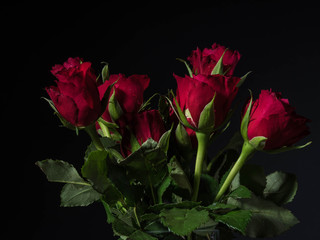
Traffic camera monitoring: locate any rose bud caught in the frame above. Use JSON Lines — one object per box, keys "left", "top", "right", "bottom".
{"left": 98, "top": 73, "right": 150, "bottom": 122}
{"left": 46, "top": 57, "right": 102, "bottom": 127}
{"left": 187, "top": 43, "right": 241, "bottom": 76}
{"left": 119, "top": 110, "right": 166, "bottom": 157}
{"left": 242, "top": 89, "right": 310, "bottom": 150}
{"left": 173, "top": 73, "right": 240, "bottom": 134}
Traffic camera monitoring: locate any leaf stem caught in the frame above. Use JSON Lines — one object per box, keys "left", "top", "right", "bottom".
{"left": 215, "top": 141, "right": 255, "bottom": 201}
{"left": 191, "top": 132, "right": 210, "bottom": 202}
{"left": 85, "top": 124, "right": 104, "bottom": 151}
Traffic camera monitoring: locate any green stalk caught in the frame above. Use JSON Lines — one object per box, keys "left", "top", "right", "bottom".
{"left": 85, "top": 124, "right": 104, "bottom": 151}
{"left": 214, "top": 141, "right": 255, "bottom": 201}
{"left": 191, "top": 132, "right": 210, "bottom": 202}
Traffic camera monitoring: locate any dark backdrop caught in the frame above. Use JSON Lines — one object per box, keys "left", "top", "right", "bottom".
{"left": 2, "top": 1, "right": 319, "bottom": 239}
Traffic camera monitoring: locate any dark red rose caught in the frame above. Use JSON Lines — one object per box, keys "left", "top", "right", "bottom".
{"left": 98, "top": 73, "right": 150, "bottom": 122}
{"left": 244, "top": 90, "right": 310, "bottom": 150}
{"left": 174, "top": 73, "right": 240, "bottom": 131}
{"left": 187, "top": 43, "right": 241, "bottom": 76}
{"left": 120, "top": 110, "right": 166, "bottom": 157}
{"left": 46, "top": 57, "right": 101, "bottom": 127}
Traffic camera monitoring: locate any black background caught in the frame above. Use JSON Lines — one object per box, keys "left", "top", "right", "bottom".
{"left": 2, "top": 1, "right": 320, "bottom": 239}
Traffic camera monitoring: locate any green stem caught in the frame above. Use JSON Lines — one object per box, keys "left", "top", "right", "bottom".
{"left": 133, "top": 206, "right": 141, "bottom": 228}
{"left": 85, "top": 124, "right": 104, "bottom": 151}
{"left": 191, "top": 132, "right": 210, "bottom": 202}
{"left": 214, "top": 141, "right": 256, "bottom": 201}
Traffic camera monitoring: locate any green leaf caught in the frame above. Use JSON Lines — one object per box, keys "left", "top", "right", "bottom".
{"left": 198, "top": 174, "right": 219, "bottom": 204}
{"left": 263, "top": 171, "right": 298, "bottom": 205}
{"left": 36, "top": 159, "right": 89, "bottom": 185}
{"left": 240, "top": 90, "right": 253, "bottom": 142}
{"left": 81, "top": 150, "right": 122, "bottom": 204}
{"left": 214, "top": 210, "right": 252, "bottom": 235}
{"left": 60, "top": 183, "right": 101, "bottom": 207}
{"left": 206, "top": 203, "right": 238, "bottom": 213}
{"left": 228, "top": 185, "right": 252, "bottom": 199}
{"left": 112, "top": 217, "right": 137, "bottom": 237}
{"left": 145, "top": 220, "right": 169, "bottom": 235}
{"left": 193, "top": 218, "right": 218, "bottom": 237}
{"left": 159, "top": 208, "right": 209, "bottom": 236}
{"left": 157, "top": 177, "right": 172, "bottom": 204}
{"left": 197, "top": 94, "right": 216, "bottom": 133}
{"left": 101, "top": 198, "right": 116, "bottom": 223}
{"left": 240, "top": 164, "right": 266, "bottom": 197}
{"left": 168, "top": 157, "right": 192, "bottom": 193}
{"left": 228, "top": 194, "right": 299, "bottom": 238}
{"left": 158, "top": 127, "right": 172, "bottom": 155}
{"left": 119, "top": 139, "right": 168, "bottom": 186}
{"left": 211, "top": 49, "right": 228, "bottom": 75}
{"left": 129, "top": 230, "right": 158, "bottom": 240}
{"left": 149, "top": 201, "right": 201, "bottom": 213}
{"left": 176, "top": 58, "right": 193, "bottom": 77}
{"left": 81, "top": 150, "right": 109, "bottom": 193}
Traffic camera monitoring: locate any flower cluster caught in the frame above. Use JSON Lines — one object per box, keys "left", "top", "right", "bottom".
{"left": 39, "top": 43, "right": 311, "bottom": 240}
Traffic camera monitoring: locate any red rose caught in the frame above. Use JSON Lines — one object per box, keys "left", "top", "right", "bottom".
{"left": 98, "top": 73, "right": 150, "bottom": 122}
{"left": 46, "top": 57, "right": 102, "bottom": 127}
{"left": 174, "top": 73, "right": 240, "bottom": 131}
{"left": 244, "top": 90, "right": 310, "bottom": 150}
{"left": 187, "top": 43, "right": 241, "bottom": 76}
{"left": 119, "top": 110, "right": 166, "bottom": 157}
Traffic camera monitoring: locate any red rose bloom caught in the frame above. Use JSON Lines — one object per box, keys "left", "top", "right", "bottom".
{"left": 98, "top": 73, "right": 150, "bottom": 122}
{"left": 244, "top": 90, "right": 310, "bottom": 150}
{"left": 46, "top": 57, "right": 102, "bottom": 127}
{"left": 187, "top": 43, "right": 241, "bottom": 76}
{"left": 120, "top": 110, "right": 166, "bottom": 157}
{"left": 174, "top": 73, "right": 240, "bottom": 130}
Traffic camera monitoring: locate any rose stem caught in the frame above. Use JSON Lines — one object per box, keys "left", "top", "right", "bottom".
{"left": 214, "top": 141, "right": 255, "bottom": 201}
{"left": 85, "top": 124, "right": 104, "bottom": 151}
{"left": 191, "top": 132, "right": 210, "bottom": 202}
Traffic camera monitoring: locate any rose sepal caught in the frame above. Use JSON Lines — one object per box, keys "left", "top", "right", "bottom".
{"left": 237, "top": 71, "right": 252, "bottom": 88}
{"left": 197, "top": 94, "right": 216, "bottom": 133}
{"left": 240, "top": 90, "right": 253, "bottom": 142}
{"left": 42, "top": 97, "right": 82, "bottom": 134}
{"left": 211, "top": 48, "right": 228, "bottom": 75}
{"left": 101, "top": 62, "right": 110, "bottom": 83}
{"left": 164, "top": 92, "right": 196, "bottom": 131}
{"left": 176, "top": 58, "right": 193, "bottom": 78}
{"left": 264, "top": 141, "right": 312, "bottom": 154}
{"left": 108, "top": 89, "right": 124, "bottom": 122}
{"left": 248, "top": 136, "right": 268, "bottom": 151}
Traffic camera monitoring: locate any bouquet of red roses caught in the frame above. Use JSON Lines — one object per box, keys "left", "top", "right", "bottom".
{"left": 37, "top": 43, "right": 311, "bottom": 240}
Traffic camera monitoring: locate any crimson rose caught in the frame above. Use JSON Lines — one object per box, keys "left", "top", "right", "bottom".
{"left": 174, "top": 73, "right": 240, "bottom": 131}
{"left": 46, "top": 57, "right": 102, "bottom": 127}
{"left": 244, "top": 90, "right": 310, "bottom": 150}
{"left": 98, "top": 73, "right": 150, "bottom": 122}
{"left": 119, "top": 110, "right": 166, "bottom": 157}
{"left": 187, "top": 43, "right": 241, "bottom": 76}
